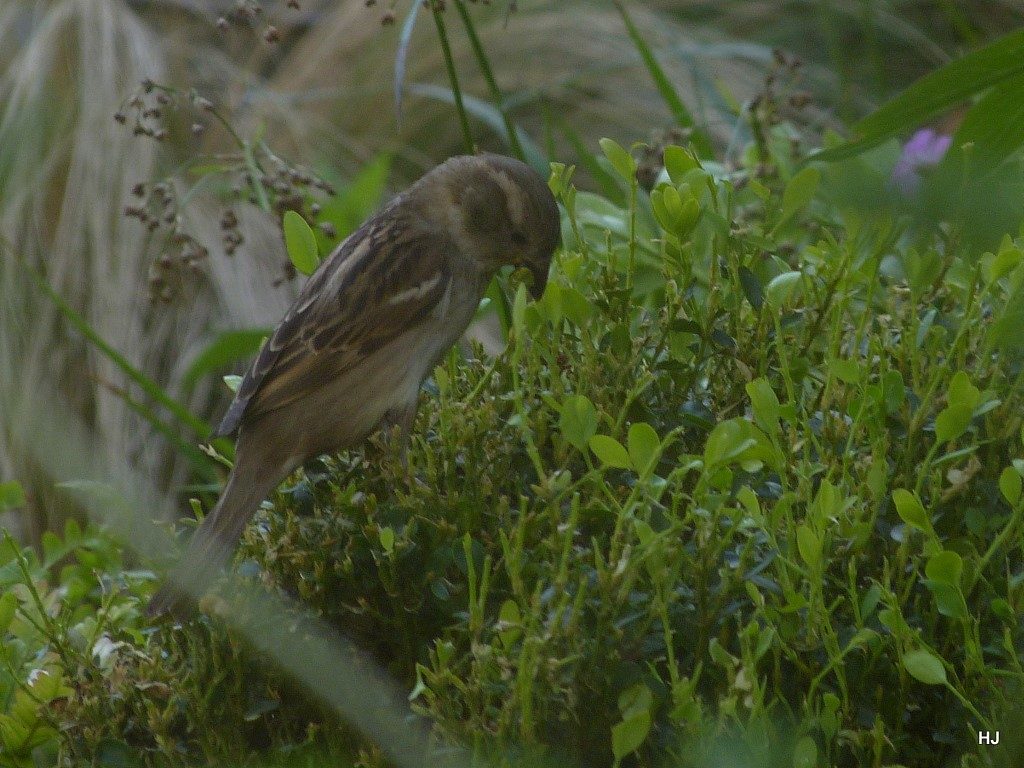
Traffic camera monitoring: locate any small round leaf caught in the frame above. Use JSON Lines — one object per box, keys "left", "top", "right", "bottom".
{"left": 903, "top": 649, "right": 947, "bottom": 685}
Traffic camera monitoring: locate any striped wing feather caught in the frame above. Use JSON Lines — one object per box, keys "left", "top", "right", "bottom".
{"left": 214, "top": 208, "right": 452, "bottom": 437}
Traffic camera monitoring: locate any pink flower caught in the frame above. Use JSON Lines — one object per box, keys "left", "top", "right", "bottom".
{"left": 891, "top": 128, "right": 952, "bottom": 195}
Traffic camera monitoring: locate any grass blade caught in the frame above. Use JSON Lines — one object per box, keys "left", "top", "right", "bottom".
{"left": 109, "top": 383, "right": 220, "bottom": 484}
{"left": 393, "top": 0, "right": 422, "bottom": 126}
{"left": 429, "top": 2, "right": 475, "bottom": 154}
{"left": 949, "top": 70, "right": 1024, "bottom": 174}
{"left": 812, "top": 27, "right": 1024, "bottom": 163}
{"left": 556, "top": 117, "right": 625, "bottom": 206}
{"left": 451, "top": 0, "right": 526, "bottom": 161}
{"left": 407, "top": 83, "right": 546, "bottom": 172}
{"left": 183, "top": 329, "right": 270, "bottom": 389}
{"left": 21, "top": 259, "right": 212, "bottom": 441}
{"left": 613, "top": 0, "right": 713, "bottom": 157}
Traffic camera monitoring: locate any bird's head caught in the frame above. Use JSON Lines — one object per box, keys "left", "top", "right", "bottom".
{"left": 441, "top": 153, "right": 561, "bottom": 299}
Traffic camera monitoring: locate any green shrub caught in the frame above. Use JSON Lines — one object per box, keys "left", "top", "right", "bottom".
{"left": 4, "top": 134, "right": 1024, "bottom": 767}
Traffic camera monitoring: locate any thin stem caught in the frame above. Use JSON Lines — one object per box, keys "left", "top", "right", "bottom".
{"left": 973, "top": 497, "right": 1024, "bottom": 589}
{"left": 430, "top": 2, "right": 474, "bottom": 154}
{"left": 452, "top": 0, "right": 525, "bottom": 160}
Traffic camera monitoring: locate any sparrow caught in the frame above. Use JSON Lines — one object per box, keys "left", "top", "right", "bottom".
{"left": 147, "top": 154, "right": 560, "bottom": 617}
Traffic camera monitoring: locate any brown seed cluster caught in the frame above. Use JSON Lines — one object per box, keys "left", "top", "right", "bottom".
{"left": 117, "top": 78, "right": 339, "bottom": 296}
{"left": 124, "top": 182, "right": 210, "bottom": 303}
{"left": 220, "top": 209, "right": 244, "bottom": 257}
{"left": 636, "top": 127, "right": 693, "bottom": 190}
{"left": 747, "top": 48, "right": 816, "bottom": 169}
{"left": 215, "top": 0, "right": 301, "bottom": 43}
{"left": 231, "top": 151, "right": 339, "bottom": 285}
{"left": 114, "top": 79, "right": 173, "bottom": 141}
{"left": 370, "top": 0, "right": 499, "bottom": 27}
{"left": 114, "top": 82, "right": 216, "bottom": 143}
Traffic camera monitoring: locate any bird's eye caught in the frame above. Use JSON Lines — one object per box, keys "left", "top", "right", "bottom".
{"left": 510, "top": 231, "right": 528, "bottom": 246}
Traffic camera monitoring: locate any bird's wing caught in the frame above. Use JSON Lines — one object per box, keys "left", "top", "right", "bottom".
{"left": 213, "top": 209, "right": 453, "bottom": 437}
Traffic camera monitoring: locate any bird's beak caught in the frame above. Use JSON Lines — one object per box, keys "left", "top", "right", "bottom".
{"left": 529, "top": 263, "right": 549, "bottom": 300}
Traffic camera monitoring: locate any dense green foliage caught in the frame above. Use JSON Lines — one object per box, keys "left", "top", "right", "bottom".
{"left": 4, "top": 123, "right": 1024, "bottom": 766}
{"left": 6, "top": 4, "right": 1024, "bottom": 767}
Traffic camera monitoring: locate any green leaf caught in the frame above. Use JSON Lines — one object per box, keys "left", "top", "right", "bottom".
{"left": 702, "top": 418, "right": 779, "bottom": 473}
{"left": 283, "top": 210, "right": 320, "bottom": 276}
{"left": 589, "top": 435, "right": 632, "bottom": 469}
{"left": 41, "top": 531, "right": 67, "bottom": 568}
{"left": 497, "top": 599, "right": 522, "bottom": 648}
{"left": 926, "top": 581, "right": 969, "bottom": 619}
{"left": 848, "top": 628, "right": 879, "bottom": 648}
{"left": 935, "top": 402, "right": 973, "bottom": 443}
{"left": 0, "top": 481, "right": 26, "bottom": 511}
{"left": 947, "top": 371, "right": 981, "bottom": 410}
{"left": 312, "top": 154, "right": 392, "bottom": 252}
{"left": 28, "top": 669, "right": 72, "bottom": 703}
{"left": 903, "top": 649, "right": 947, "bottom": 685}
{"left": 892, "top": 489, "right": 931, "bottom": 531}
{"left": 574, "top": 191, "right": 636, "bottom": 238}
{"left": 949, "top": 70, "right": 1024, "bottom": 175}
{"left": 811, "top": 28, "right": 1024, "bottom": 162}
{"left": 618, "top": 682, "right": 653, "bottom": 718}
{"left": 651, "top": 184, "right": 701, "bottom": 240}
{"left": 484, "top": 276, "right": 513, "bottom": 338}
{"left": 736, "top": 486, "right": 762, "bottom": 520}
{"left": 708, "top": 638, "right": 736, "bottom": 667}
{"left": 925, "top": 550, "right": 963, "bottom": 585}
{"left": 792, "top": 736, "right": 818, "bottom": 768}
{"left": 612, "top": 711, "right": 651, "bottom": 763}
{"left": 878, "top": 608, "right": 906, "bottom": 634}
{"left": 985, "top": 240, "right": 1023, "bottom": 284}
{"left": 0, "top": 592, "right": 17, "bottom": 633}
{"left": 795, "top": 524, "right": 820, "bottom": 569}
{"left": 746, "top": 378, "right": 781, "bottom": 431}
{"left": 559, "top": 286, "right": 595, "bottom": 327}
{"left": 599, "top": 137, "right": 636, "bottom": 181}
{"left": 183, "top": 329, "right": 270, "bottom": 388}
{"left": 511, "top": 283, "right": 530, "bottom": 339}
{"left": 774, "top": 166, "right": 820, "bottom": 232}
{"left": 991, "top": 597, "right": 1015, "bottom": 622}
{"left": 860, "top": 583, "right": 883, "bottom": 619}
{"left": 559, "top": 395, "right": 599, "bottom": 452}
{"left": 882, "top": 370, "right": 906, "bottom": 414}
{"left": 612, "top": 684, "right": 653, "bottom": 761}
{"left": 663, "top": 145, "right": 700, "bottom": 184}
{"left": 738, "top": 265, "right": 763, "bottom": 309}
{"left": 627, "top": 422, "right": 661, "bottom": 475}
{"left": 1000, "top": 465, "right": 1023, "bottom": 506}
{"left": 0, "top": 713, "right": 31, "bottom": 751}
{"left": 704, "top": 420, "right": 753, "bottom": 469}
{"left": 811, "top": 479, "right": 844, "bottom": 520}
{"left": 829, "top": 358, "right": 862, "bottom": 385}
{"left": 378, "top": 526, "right": 395, "bottom": 554}
{"left": 820, "top": 694, "right": 841, "bottom": 740}
{"left": 764, "top": 271, "right": 802, "bottom": 309}
{"left": 990, "top": 272, "right": 1024, "bottom": 350}
{"left": 633, "top": 519, "right": 656, "bottom": 548}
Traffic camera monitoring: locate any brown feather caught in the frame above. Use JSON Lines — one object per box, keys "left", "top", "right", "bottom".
{"left": 214, "top": 204, "right": 452, "bottom": 437}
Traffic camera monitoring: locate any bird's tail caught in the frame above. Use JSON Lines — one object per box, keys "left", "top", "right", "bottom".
{"left": 146, "top": 450, "right": 286, "bottom": 618}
